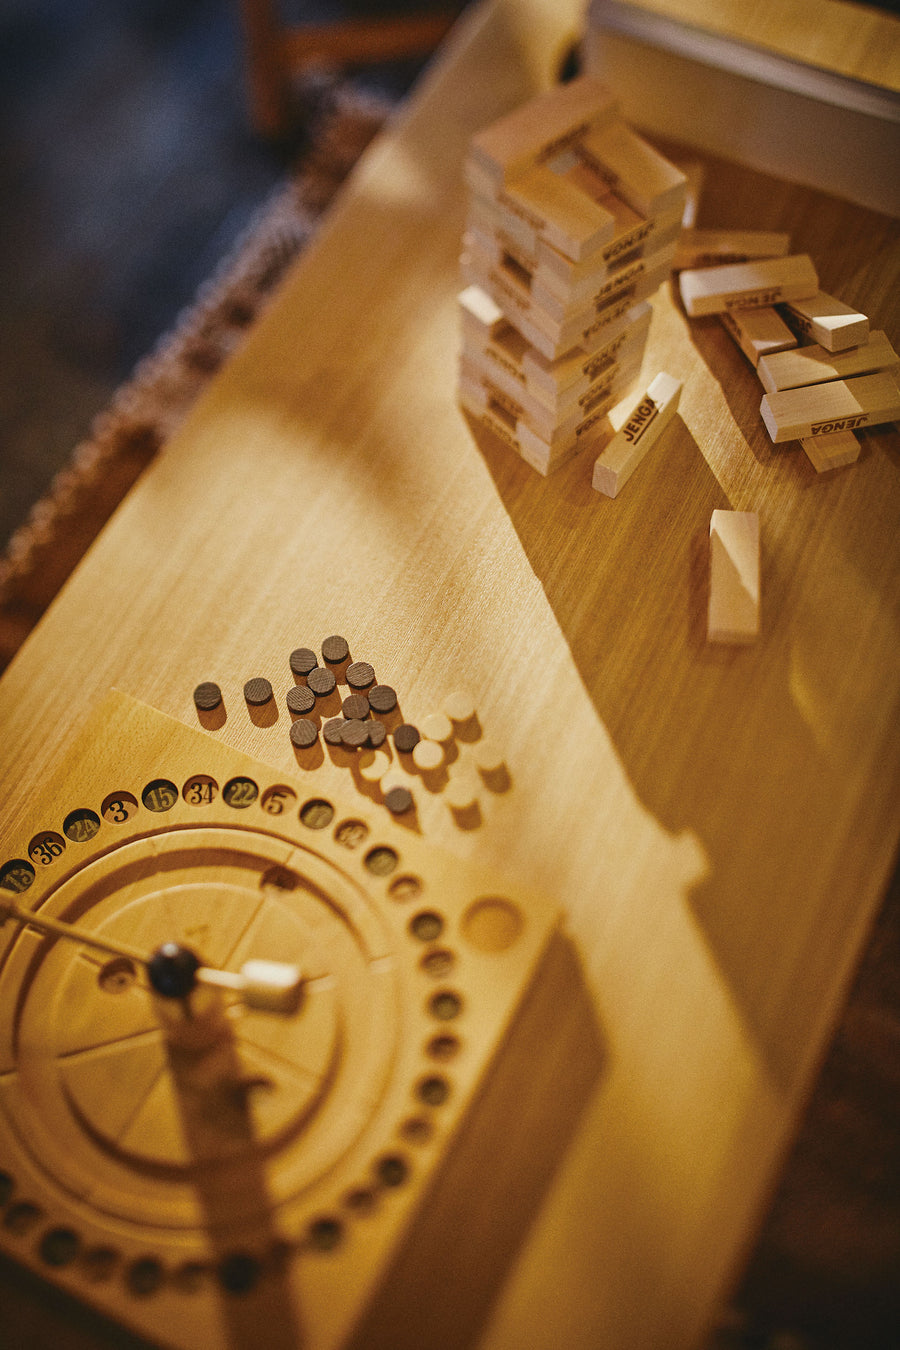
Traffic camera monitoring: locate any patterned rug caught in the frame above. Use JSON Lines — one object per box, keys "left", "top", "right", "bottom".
{"left": 0, "top": 76, "right": 391, "bottom": 671}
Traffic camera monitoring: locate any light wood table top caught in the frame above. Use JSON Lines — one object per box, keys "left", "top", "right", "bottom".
{"left": 0, "top": 0, "right": 898, "bottom": 1346}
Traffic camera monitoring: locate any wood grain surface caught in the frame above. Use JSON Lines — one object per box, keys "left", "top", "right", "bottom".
{"left": 1, "top": 1, "right": 899, "bottom": 1347}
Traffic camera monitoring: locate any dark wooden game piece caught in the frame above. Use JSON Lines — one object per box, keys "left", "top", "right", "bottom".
{"left": 193, "top": 682, "right": 222, "bottom": 711}
{"left": 342, "top": 694, "right": 370, "bottom": 721}
{"left": 393, "top": 723, "right": 421, "bottom": 753}
{"left": 308, "top": 667, "right": 337, "bottom": 697}
{"left": 346, "top": 661, "right": 375, "bottom": 689}
{"left": 289, "top": 719, "right": 319, "bottom": 749}
{"left": 322, "top": 718, "right": 345, "bottom": 746}
{"left": 243, "top": 677, "right": 273, "bottom": 706}
{"left": 289, "top": 647, "right": 318, "bottom": 677}
{"left": 368, "top": 684, "right": 397, "bottom": 714}
{"left": 368, "top": 720, "right": 387, "bottom": 748}
{"left": 321, "top": 635, "right": 349, "bottom": 664}
{"left": 340, "top": 719, "right": 371, "bottom": 748}
{"left": 287, "top": 685, "right": 316, "bottom": 715}
{"left": 385, "top": 786, "right": 414, "bottom": 815}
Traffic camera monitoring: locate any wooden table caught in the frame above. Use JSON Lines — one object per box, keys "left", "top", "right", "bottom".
{"left": 1, "top": 1, "right": 898, "bottom": 1346}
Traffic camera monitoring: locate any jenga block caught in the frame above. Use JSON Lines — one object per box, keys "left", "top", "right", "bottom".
{"left": 759, "top": 370, "right": 900, "bottom": 443}
{"left": 535, "top": 201, "right": 684, "bottom": 289}
{"left": 757, "top": 330, "right": 899, "bottom": 394}
{"left": 800, "top": 430, "right": 861, "bottom": 472}
{"left": 577, "top": 120, "right": 687, "bottom": 218}
{"left": 591, "top": 371, "right": 682, "bottom": 497}
{"left": 719, "top": 308, "right": 798, "bottom": 368}
{"left": 503, "top": 162, "right": 618, "bottom": 262}
{"left": 679, "top": 159, "right": 705, "bottom": 227}
{"left": 708, "top": 510, "right": 760, "bottom": 645}
{"left": 673, "top": 229, "right": 791, "bottom": 271}
{"left": 678, "top": 254, "right": 818, "bottom": 317}
{"left": 466, "top": 192, "right": 540, "bottom": 262}
{"left": 458, "top": 283, "right": 505, "bottom": 336}
{"left": 468, "top": 74, "right": 619, "bottom": 189}
{"left": 532, "top": 237, "right": 679, "bottom": 324}
{"left": 779, "top": 290, "right": 870, "bottom": 351}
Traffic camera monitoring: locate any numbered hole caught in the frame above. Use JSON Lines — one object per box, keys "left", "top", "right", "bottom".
{"left": 141, "top": 780, "right": 179, "bottom": 814}
{"left": 421, "top": 949, "right": 456, "bottom": 979}
{"left": 101, "top": 792, "right": 138, "bottom": 824}
{"left": 27, "top": 832, "right": 66, "bottom": 868}
{"left": 388, "top": 874, "right": 423, "bottom": 903}
{"left": 428, "top": 990, "right": 462, "bottom": 1022}
{"left": 222, "top": 777, "right": 258, "bottom": 809}
{"left": 399, "top": 1116, "right": 434, "bottom": 1145}
{"left": 461, "top": 897, "right": 524, "bottom": 952}
{"left": 300, "top": 798, "right": 334, "bottom": 830}
{"left": 0, "top": 859, "right": 35, "bottom": 894}
{"left": 426, "top": 1032, "right": 460, "bottom": 1061}
{"left": 62, "top": 808, "right": 101, "bottom": 843}
{"left": 375, "top": 1154, "right": 409, "bottom": 1189}
{"left": 343, "top": 1188, "right": 377, "bottom": 1215}
{"left": 261, "top": 785, "right": 297, "bottom": 816}
{"left": 127, "top": 1256, "right": 165, "bottom": 1297}
{"left": 307, "top": 1217, "right": 343, "bottom": 1252}
{"left": 217, "top": 1252, "right": 260, "bottom": 1294}
{"left": 182, "top": 775, "right": 219, "bottom": 807}
{"left": 39, "top": 1227, "right": 80, "bottom": 1268}
{"left": 416, "top": 1075, "right": 451, "bottom": 1107}
{"left": 334, "top": 819, "right": 369, "bottom": 850}
{"left": 409, "top": 911, "right": 444, "bottom": 943}
{"left": 364, "top": 846, "right": 399, "bottom": 878}
{"left": 98, "top": 957, "right": 138, "bottom": 994}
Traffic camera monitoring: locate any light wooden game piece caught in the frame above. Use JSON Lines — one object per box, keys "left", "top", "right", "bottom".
{"left": 719, "top": 307, "right": 798, "bottom": 368}
{"left": 458, "top": 282, "right": 505, "bottom": 336}
{"left": 468, "top": 73, "right": 619, "bottom": 188}
{"left": 577, "top": 119, "right": 688, "bottom": 218}
{"left": 678, "top": 159, "right": 705, "bottom": 227}
{"left": 473, "top": 740, "right": 506, "bottom": 775}
{"left": 442, "top": 691, "right": 476, "bottom": 723}
{"left": 502, "top": 162, "right": 618, "bottom": 262}
{"left": 521, "top": 302, "right": 652, "bottom": 404}
{"left": 420, "top": 711, "right": 453, "bottom": 743}
{"left": 358, "top": 749, "right": 392, "bottom": 783}
{"left": 678, "top": 254, "right": 818, "bottom": 317}
{"left": 412, "top": 737, "right": 444, "bottom": 771}
{"left": 780, "top": 290, "right": 870, "bottom": 351}
{"left": 444, "top": 774, "right": 480, "bottom": 811}
{"left": 757, "top": 330, "right": 899, "bottom": 394}
{"left": 760, "top": 370, "right": 900, "bottom": 443}
{"left": 707, "top": 510, "right": 760, "bottom": 645}
{"left": 591, "top": 372, "right": 682, "bottom": 497}
{"left": 800, "top": 430, "right": 861, "bottom": 472}
{"left": 673, "top": 229, "right": 791, "bottom": 271}
{"left": 534, "top": 201, "right": 683, "bottom": 290}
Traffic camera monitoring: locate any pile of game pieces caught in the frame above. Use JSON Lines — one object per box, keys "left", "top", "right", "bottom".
{"left": 677, "top": 250, "right": 900, "bottom": 471}
{"left": 457, "top": 74, "right": 687, "bottom": 475}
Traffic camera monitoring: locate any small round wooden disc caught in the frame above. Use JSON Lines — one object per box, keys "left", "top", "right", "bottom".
{"left": 244, "top": 677, "right": 273, "bottom": 706}
{"left": 444, "top": 775, "right": 478, "bottom": 810}
{"left": 340, "top": 719, "right": 370, "bottom": 748}
{"left": 286, "top": 685, "right": 316, "bottom": 715}
{"left": 442, "top": 690, "right": 476, "bottom": 722}
{"left": 193, "top": 682, "right": 222, "bottom": 711}
{"left": 368, "top": 720, "right": 387, "bottom": 748}
{"left": 322, "top": 718, "right": 345, "bottom": 746}
{"left": 421, "top": 712, "right": 452, "bottom": 743}
{"left": 289, "top": 647, "right": 318, "bottom": 677}
{"left": 289, "top": 718, "right": 318, "bottom": 749}
{"left": 359, "top": 750, "right": 391, "bottom": 783}
{"left": 474, "top": 739, "right": 504, "bottom": 773}
{"left": 368, "top": 684, "right": 397, "bottom": 714}
{"left": 346, "top": 661, "right": 375, "bottom": 690}
{"left": 412, "top": 739, "right": 444, "bottom": 771}
{"left": 385, "top": 786, "right": 414, "bottom": 815}
{"left": 308, "top": 667, "right": 337, "bottom": 697}
{"left": 321, "top": 635, "right": 349, "bottom": 664}
{"left": 393, "top": 723, "right": 420, "bottom": 753}
{"left": 342, "top": 694, "right": 369, "bottom": 721}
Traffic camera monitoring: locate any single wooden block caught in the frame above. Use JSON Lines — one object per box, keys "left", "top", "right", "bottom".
{"left": 468, "top": 73, "right": 619, "bottom": 188}
{"left": 757, "top": 330, "right": 899, "bottom": 394}
{"left": 678, "top": 254, "right": 819, "bottom": 317}
{"left": 673, "top": 229, "right": 791, "bottom": 271}
{"left": 532, "top": 236, "right": 679, "bottom": 324}
{"left": 502, "top": 161, "right": 618, "bottom": 262}
{"left": 760, "top": 370, "right": 900, "bottom": 443}
{"left": 535, "top": 206, "right": 683, "bottom": 301}
{"left": 779, "top": 290, "right": 870, "bottom": 351}
{"left": 719, "top": 307, "right": 798, "bottom": 368}
{"left": 591, "top": 371, "right": 682, "bottom": 498}
{"left": 458, "top": 282, "right": 505, "bottom": 335}
{"left": 577, "top": 120, "right": 688, "bottom": 219}
{"left": 800, "top": 429, "right": 861, "bottom": 472}
{"left": 707, "top": 510, "right": 760, "bottom": 645}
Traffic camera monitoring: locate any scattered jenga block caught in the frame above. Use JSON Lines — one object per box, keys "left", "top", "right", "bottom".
{"left": 468, "top": 74, "right": 619, "bottom": 189}
{"left": 757, "top": 330, "right": 899, "bottom": 394}
{"left": 719, "top": 308, "right": 798, "bottom": 368}
{"left": 591, "top": 371, "right": 682, "bottom": 497}
{"left": 759, "top": 370, "right": 900, "bottom": 443}
{"left": 678, "top": 254, "right": 818, "bottom": 317}
{"left": 577, "top": 120, "right": 688, "bottom": 219}
{"left": 708, "top": 510, "right": 760, "bottom": 645}
{"left": 779, "top": 290, "right": 870, "bottom": 351}
{"left": 678, "top": 160, "right": 705, "bottom": 228}
{"left": 800, "top": 430, "right": 861, "bottom": 472}
{"left": 673, "top": 229, "right": 791, "bottom": 271}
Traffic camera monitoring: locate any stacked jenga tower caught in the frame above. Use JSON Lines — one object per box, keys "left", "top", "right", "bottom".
{"left": 457, "top": 74, "right": 687, "bottom": 475}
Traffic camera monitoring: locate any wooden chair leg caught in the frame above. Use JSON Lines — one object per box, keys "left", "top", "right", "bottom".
{"left": 237, "top": 0, "right": 294, "bottom": 138}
